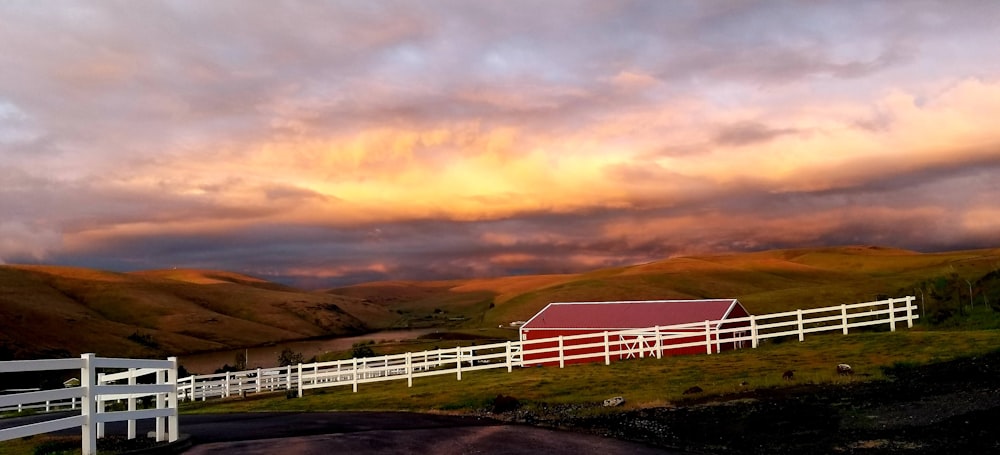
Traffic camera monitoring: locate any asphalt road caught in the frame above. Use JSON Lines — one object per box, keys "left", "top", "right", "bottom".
{"left": 3, "top": 411, "right": 679, "bottom": 454}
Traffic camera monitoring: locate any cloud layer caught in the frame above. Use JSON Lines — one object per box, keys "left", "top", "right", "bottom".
{"left": 2, "top": 1, "right": 999, "bottom": 286}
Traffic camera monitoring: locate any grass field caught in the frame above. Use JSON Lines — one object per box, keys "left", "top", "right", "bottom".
{"left": 7, "top": 326, "right": 999, "bottom": 455}
{"left": 181, "top": 322, "right": 1000, "bottom": 415}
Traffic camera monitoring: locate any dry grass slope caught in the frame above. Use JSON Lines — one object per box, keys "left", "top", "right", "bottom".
{"left": 330, "top": 245, "right": 1000, "bottom": 326}
{"left": 4, "top": 245, "right": 999, "bottom": 360}
{"left": 0, "top": 266, "right": 393, "bottom": 359}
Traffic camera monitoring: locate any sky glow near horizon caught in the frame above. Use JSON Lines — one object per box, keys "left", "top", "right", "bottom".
{"left": 1, "top": 1, "right": 999, "bottom": 287}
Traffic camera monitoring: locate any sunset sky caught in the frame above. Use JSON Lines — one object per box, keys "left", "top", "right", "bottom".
{"left": 2, "top": 1, "right": 999, "bottom": 287}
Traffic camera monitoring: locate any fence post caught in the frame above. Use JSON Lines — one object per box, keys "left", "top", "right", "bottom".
{"left": 80, "top": 353, "right": 96, "bottom": 455}
{"left": 750, "top": 315, "right": 758, "bottom": 348}
{"left": 603, "top": 332, "right": 611, "bottom": 365}
{"left": 297, "top": 363, "right": 303, "bottom": 398}
{"left": 704, "top": 320, "right": 712, "bottom": 355}
{"left": 406, "top": 352, "right": 413, "bottom": 386}
{"left": 888, "top": 299, "right": 896, "bottom": 332}
{"left": 841, "top": 304, "right": 849, "bottom": 335}
{"left": 96, "top": 372, "right": 105, "bottom": 439}
{"left": 127, "top": 368, "right": 136, "bottom": 439}
{"left": 456, "top": 346, "right": 463, "bottom": 380}
{"left": 256, "top": 368, "right": 261, "bottom": 394}
{"left": 638, "top": 335, "right": 645, "bottom": 359}
{"left": 224, "top": 371, "right": 230, "bottom": 397}
{"left": 167, "top": 357, "right": 178, "bottom": 442}
{"left": 797, "top": 309, "right": 804, "bottom": 342}
{"left": 352, "top": 358, "right": 358, "bottom": 392}
{"left": 654, "top": 326, "right": 662, "bottom": 359}
{"left": 558, "top": 336, "right": 565, "bottom": 368}
{"left": 155, "top": 368, "right": 166, "bottom": 442}
{"left": 906, "top": 296, "right": 914, "bottom": 328}
{"left": 505, "top": 342, "right": 513, "bottom": 373}
{"left": 286, "top": 365, "right": 292, "bottom": 391}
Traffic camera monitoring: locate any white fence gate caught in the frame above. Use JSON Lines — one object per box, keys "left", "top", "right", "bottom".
{"left": 0, "top": 354, "right": 178, "bottom": 455}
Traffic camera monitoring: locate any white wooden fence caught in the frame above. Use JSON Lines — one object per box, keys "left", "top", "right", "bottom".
{"left": 0, "top": 354, "right": 178, "bottom": 455}
{"left": 174, "top": 297, "right": 917, "bottom": 401}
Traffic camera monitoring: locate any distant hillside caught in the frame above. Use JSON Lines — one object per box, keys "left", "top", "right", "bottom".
{"left": 0, "top": 266, "right": 395, "bottom": 360}
{"left": 327, "top": 245, "right": 1000, "bottom": 328}
{"left": 4, "top": 245, "right": 999, "bottom": 360}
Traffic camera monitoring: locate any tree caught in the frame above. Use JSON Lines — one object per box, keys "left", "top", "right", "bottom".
{"left": 927, "top": 273, "right": 966, "bottom": 325}
{"left": 351, "top": 341, "right": 376, "bottom": 358}
{"left": 277, "top": 348, "right": 304, "bottom": 367}
{"left": 234, "top": 351, "right": 247, "bottom": 371}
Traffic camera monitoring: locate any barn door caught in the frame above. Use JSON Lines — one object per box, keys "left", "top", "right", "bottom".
{"left": 619, "top": 334, "right": 656, "bottom": 359}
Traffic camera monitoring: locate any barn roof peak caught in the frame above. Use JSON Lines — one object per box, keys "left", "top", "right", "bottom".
{"left": 520, "top": 298, "right": 747, "bottom": 331}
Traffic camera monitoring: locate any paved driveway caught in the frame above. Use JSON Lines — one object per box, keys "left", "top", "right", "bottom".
{"left": 3, "top": 411, "right": 680, "bottom": 454}
{"left": 180, "top": 412, "right": 676, "bottom": 454}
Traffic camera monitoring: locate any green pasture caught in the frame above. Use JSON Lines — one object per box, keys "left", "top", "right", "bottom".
{"left": 182, "top": 328, "right": 1000, "bottom": 415}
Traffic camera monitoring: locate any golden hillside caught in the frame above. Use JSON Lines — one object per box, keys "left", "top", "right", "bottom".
{"left": 328, "top": 245, "right": 1000, "bottom": 327}
{"left": 4, "top": 245, "right": 999, "bottom": 360}
{"left": 0, "top": 266, "right": 393, "bottom": 359}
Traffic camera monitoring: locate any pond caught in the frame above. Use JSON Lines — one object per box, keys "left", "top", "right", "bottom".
{"left": 177, "top": 329, "right": 438, "bottom": 374}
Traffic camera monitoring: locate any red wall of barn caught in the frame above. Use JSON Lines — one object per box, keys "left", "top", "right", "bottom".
{"left": 520, "top": 304, "right": 753, "bottom": 367}
{"left": 521, "top": 329, "right": 730, "bottom": 367}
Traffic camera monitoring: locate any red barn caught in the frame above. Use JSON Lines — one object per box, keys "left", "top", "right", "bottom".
{"left": 518, "top": 299, "right": 751, "bottom": 367}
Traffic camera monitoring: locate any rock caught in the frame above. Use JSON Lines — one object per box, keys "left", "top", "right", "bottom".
{"left": 603, "top": 396, "right": 625, "bottom": 407}
{"left": 682, "top": 386, "right": 703, "bottom": 394}
{"left": 782, "top": 370, "right": 795, "bottom": 380}
{"left": 491, "top": 394, "right": 521, "bottom": 413}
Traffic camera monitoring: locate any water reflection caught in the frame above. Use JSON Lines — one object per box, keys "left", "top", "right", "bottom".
{"left": 177, "top": 329, "right": 437, "bottom": 374}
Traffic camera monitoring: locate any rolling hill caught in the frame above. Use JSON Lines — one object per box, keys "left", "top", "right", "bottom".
{"left": 326, "top": 245, "right": 1000, "bottom": 328}
{"left": 3, "top": 245, "right": 999, "bottom": 360}
{"left": 0, "top": 266, "right": 394, "bottom": 360}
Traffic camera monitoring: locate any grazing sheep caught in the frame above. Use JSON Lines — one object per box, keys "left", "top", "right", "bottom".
{"left": 837, "top": 364, "right": 854, "bottom": 376}
{"left": 782, "top": 369, "right": 794, "bottom": 380}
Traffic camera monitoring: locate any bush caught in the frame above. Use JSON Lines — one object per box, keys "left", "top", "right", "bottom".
{"left": 277, "top": 348, "right": 305, "bottom": 367}
{"left": 126, "top": 331, "right": 158, "bottom": 349}
{"left": 490, "top": 394, "right": 521, "bottom": 413}
{"left": 351, "top": 342, "right": 376, "bottom": 358}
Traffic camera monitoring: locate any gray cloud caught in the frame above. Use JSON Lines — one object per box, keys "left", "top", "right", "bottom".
{"left": 2, "top": 1, "right": 1000, "bottom": 285}
{"left": 713, "top": 121, "right": 799, "bottom": 147}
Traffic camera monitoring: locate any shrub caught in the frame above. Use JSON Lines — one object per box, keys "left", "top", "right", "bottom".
{"left": 351, "top": 342, "right": 376, "bottom": 358}
{"left": 126, "top": 331, "right": 158, "bottom": 349}
{"left": 490, "top": 394, "right": 521, "bottom": 413}
{"left": 277, "top": 348, "right": 305, "bottom": 367}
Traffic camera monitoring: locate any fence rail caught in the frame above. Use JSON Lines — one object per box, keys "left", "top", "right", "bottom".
{"left": 171, "top": 297, "right": 917, "bottom": 401}
{"left": 0, "top": 354, "right": 178, "bottom": 455}
{"left": 2, "top": 297, "right": 916, "bottom": 452}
